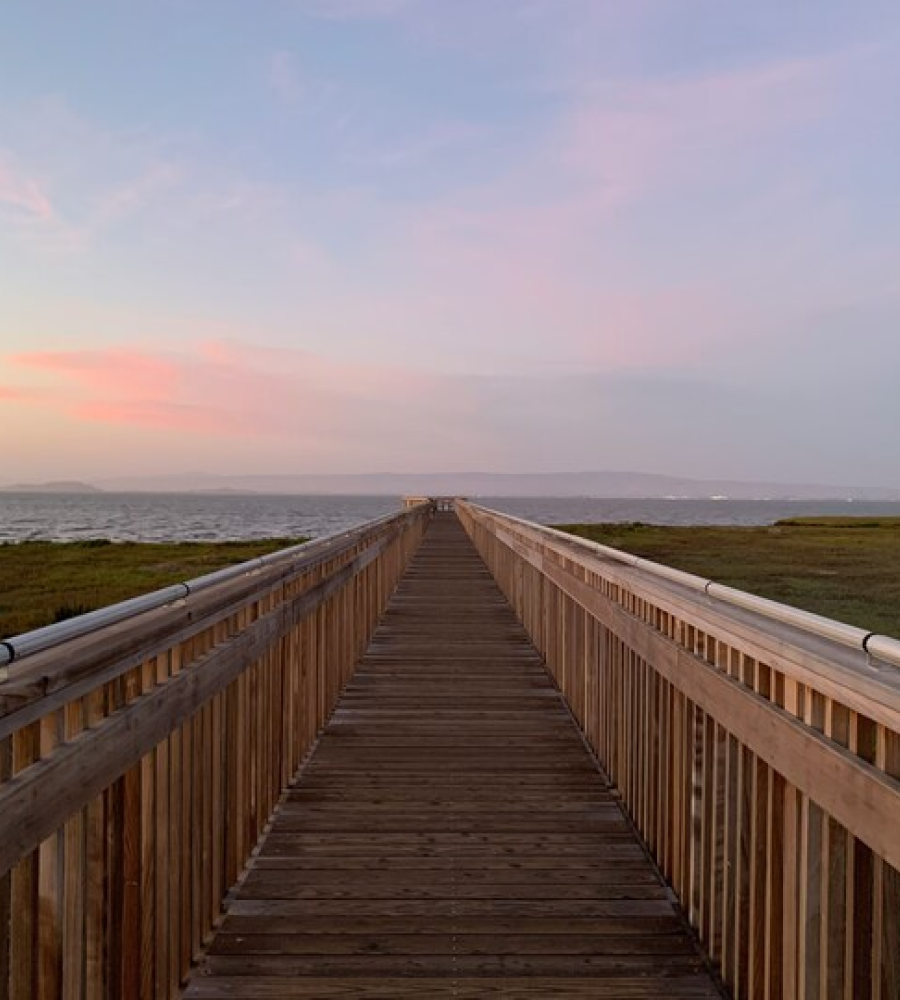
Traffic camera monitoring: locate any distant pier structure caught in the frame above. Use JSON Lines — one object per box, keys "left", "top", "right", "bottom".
{"left": 403, "top": 494, "right": 459, "bottom": 511}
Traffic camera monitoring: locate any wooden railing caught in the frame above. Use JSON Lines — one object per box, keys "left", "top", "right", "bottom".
{"left": 457, "top": 500, "right": 900, "bottom": 1000}
{"left": 0, "top": 504, "right": 430, "bottom": 1000}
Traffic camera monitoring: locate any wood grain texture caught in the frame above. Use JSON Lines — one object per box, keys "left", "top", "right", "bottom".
{"left": 185, "top": 514, "right": 722, "bottom": 998}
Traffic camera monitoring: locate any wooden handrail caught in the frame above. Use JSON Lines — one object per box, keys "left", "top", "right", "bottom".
{"left": 0, "top": 510, "right": 423, "bottom": 733}
{"left": 468, "top": 503, "right": 900, "bottom": 669}
{"left": 457, "top": 500, "right": 900, "bottom": 1000}
{"left": 0, "top": 504, "right": 431, "bottom": 999}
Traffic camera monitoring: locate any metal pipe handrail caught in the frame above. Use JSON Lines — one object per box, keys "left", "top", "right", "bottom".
{"left": 0, "top": 504, "right": 430, "bottom": 671}
{"left": 462, "top": 501, "right": 900, "bottom": 670}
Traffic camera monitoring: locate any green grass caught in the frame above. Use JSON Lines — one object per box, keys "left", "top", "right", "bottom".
{"left": 554, "top": 517, "right": 900, "bottom": 638}
{"left": 0, "top": 538, "right": 304, "bottom": 638}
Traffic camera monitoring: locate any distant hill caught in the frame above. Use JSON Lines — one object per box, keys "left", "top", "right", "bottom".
{"left": 0, "top": 480, "right": 104, "bottom": 494}
{"left": 92, "top": 471, "right": 900, "bottom": 501}
{"left": 6, "top": 471, "right": 899, "bottom": 500}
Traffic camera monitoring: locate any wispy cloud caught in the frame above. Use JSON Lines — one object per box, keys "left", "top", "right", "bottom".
{"left": 0, "top": 385, "right": 37, "bottom": 402}
{"left": 0, "top": 340, "right": 691, "bottom": 472}
{"left": 369, "top": 121, "right": 491, "bottom": 167}
{"left": 336, "top": 46, "right": 863, "bottom": 373}
{"left": 293, "top": 0, "right": 415, "bottom": 21}
{"left": 269, "top": 50, "right": 304, "bottom": 105}
{"left": 0, "top": 153, "right": 55, "bottom": 221}
{"left": 7, "top": 342, "right": 445, "bottom": 441}
{"left": 14, "top": 348, "right": 180, "bottom": 396}
{"left": 551, "top": 52, "right": 846, "bottom": 203}
{"left": 91, "top": 162, "right": 184, "bottom": 226}
{"left": 0, "top": 99, "right": 292, "bottom": 259}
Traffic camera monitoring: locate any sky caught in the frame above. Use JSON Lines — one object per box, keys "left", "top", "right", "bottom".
{"left": 2, "top": 1, "right": 900, "bottom": 485}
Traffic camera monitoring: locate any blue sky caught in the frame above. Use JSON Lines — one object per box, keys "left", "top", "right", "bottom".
{"left": 2, "top": 1, "right": 900, "bottom": 483}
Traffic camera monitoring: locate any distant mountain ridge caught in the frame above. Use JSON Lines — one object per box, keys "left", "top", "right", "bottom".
{"left": 4, "top": 471, "right": 893, "bottom": 500}
{"left": 0, "top": 480, "right": 104, "bottom": 494}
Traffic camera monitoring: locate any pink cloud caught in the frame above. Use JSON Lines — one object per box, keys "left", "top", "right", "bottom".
{"left": 0, "top": 155, "right": 55, "bottom": 221}
{"left": 4, "top": 342, "right": 455, "bottom": 447}
{"left": 554, "top": 54, "right": 839, "bottom": 202}
{"left": 393, "top": 192, "right": 730, "bottom": 372}
{"left": 0, "top": 384, "right": 53, "bottom": 403}
{"left": 13, "top": 348, "right": 181, "bottom": 398}
{"left": 356, "top": 50, "right": 849, "bottom": 375}
{"left": 73, "top": 399, "right": 239, "bottom": 434}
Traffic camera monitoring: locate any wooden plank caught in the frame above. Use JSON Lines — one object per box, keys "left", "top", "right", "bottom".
{"left": 186, "top": 975, "right": 723, "bottom": 998}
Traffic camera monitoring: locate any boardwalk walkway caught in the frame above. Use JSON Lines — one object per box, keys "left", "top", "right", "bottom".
{"left": 185, "top": 514, "right": 721, "bottom": 998}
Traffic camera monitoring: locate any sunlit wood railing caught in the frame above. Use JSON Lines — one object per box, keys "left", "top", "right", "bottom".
{"left": 457, "top": 500, "right": 900, "bottom": 1000}
{"left": 0, "top": 504, "right": 430, "bottom": 999}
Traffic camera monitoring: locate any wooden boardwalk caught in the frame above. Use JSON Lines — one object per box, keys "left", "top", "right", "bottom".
{"left": 185, "top": 514, "right": 722, "bottom": 998}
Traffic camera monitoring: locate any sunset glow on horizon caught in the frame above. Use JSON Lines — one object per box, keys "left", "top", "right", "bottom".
{"left": 2, "top": 2, "right": 900, "bottom": 485}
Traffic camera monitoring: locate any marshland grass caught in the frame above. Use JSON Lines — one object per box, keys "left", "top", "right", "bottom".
{"left": 555, "top": 516, "right": 900, "bottom": 637}
{"left": 0, "top": 538, "right": 303, "bottom": 638}
{"left": 4, "top": 517, "right": 900, "bottom": 643}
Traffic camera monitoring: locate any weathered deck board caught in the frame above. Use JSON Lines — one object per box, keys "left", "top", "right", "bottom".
{"left": 184, "top": 514, "right": 721, "bottom": 998}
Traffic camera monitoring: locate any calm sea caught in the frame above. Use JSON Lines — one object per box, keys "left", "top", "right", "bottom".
{"left": 2, "top": 492, "right": 900, "bottom": 543}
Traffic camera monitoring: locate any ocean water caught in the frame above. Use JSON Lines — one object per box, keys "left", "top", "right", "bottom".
{"left": 2, "top": 492, "right": 900, "bottom": 543}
